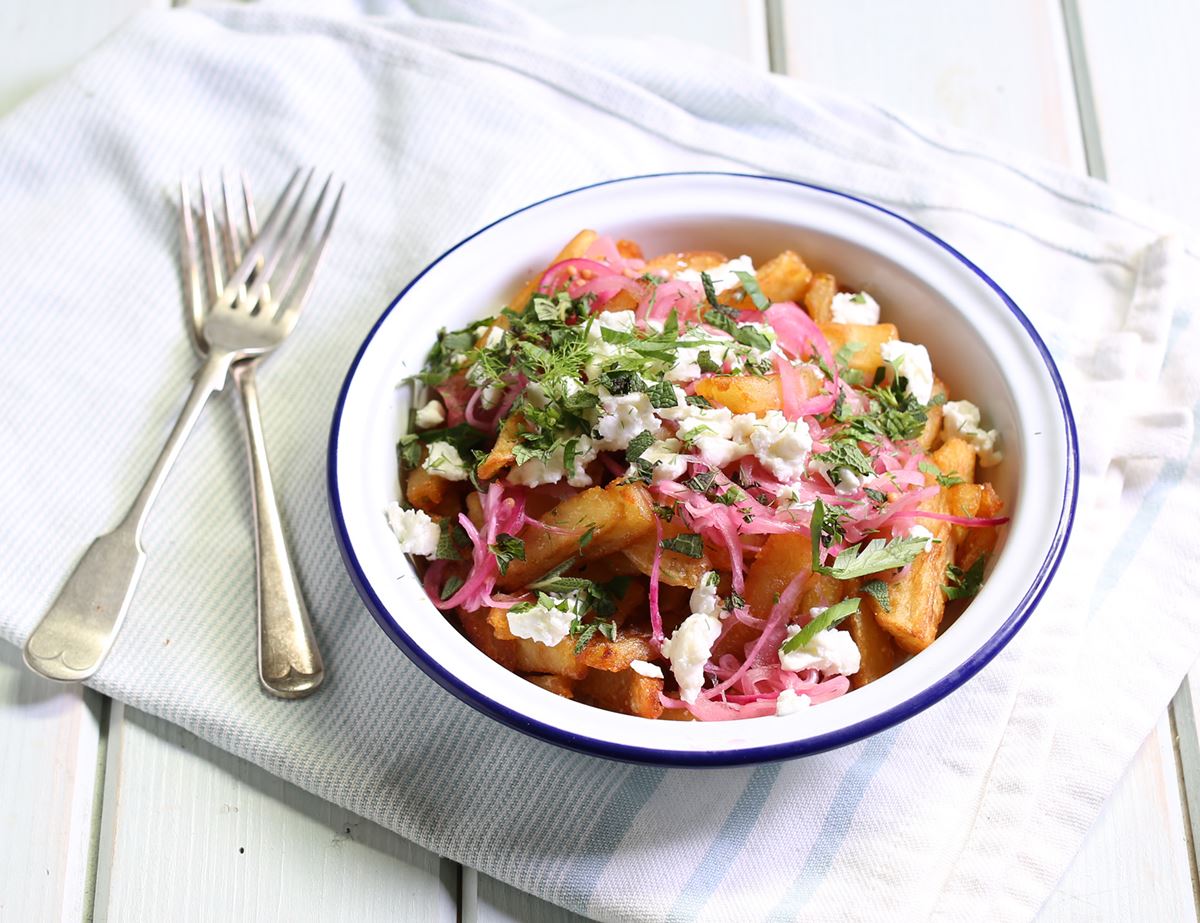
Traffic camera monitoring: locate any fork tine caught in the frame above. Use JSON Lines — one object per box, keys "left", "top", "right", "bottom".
{"left": 274, "top": 181, "right": 345, "bottom": 332}
{"left": 252, "top": 173, "right": 334, "bottom": 313}
{"left": 198, "top": 172, "right": 224, "bottom": 300}
{"left": 219, "top": 167, "right": 243, "bottom": 266}
{"left": 178, "top": 178, "right": 207, "bottom": 352}
{"left": 216, "top": 166, "right": 308, "bottom": 310}
{"left": 239, "top": 172, "right": 270, "bottom": 305}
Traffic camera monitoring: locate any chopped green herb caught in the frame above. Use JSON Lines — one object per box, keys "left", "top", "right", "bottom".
{"left": 686, "top": 393, "right": 715, "bottom": 408}
{"left": 943, "top": 555, "right": 987, "bottom": 600}
{"left": 626, "top": 431, "right": 655, "bottom": 463}
{"left": 578, "top": 525, "right": 596, "bottom": 550}
{"left": 919, "top": 460, "right": 964, "bottom": 487}
{"left": 646, "top": 379, "right": 679, "bottom": 409}
{"left": 697, "top": 350, "right": 722, "bottom": 374}
{"left": 661, "top": 532, "right": 704, "bottom": 558}
{"left": 861, "top": 579, "right": 892, "bottom": 612}
{"left": 489, "top": 533, "right": 526, "bottom": 575}
{"left": 781, "top": 598, "right": 861, "bottom": 653}
{"left": 439, "top": 574, "right": 465, "bottom": 601}
{"left": 700, "top": 271, "right": 721, "bottom": 311}
{"left": 434, "top": 519, "right": 470, "bottom": 561}
{"left": 733, "top": 270, "right": 771, "bottom": 310}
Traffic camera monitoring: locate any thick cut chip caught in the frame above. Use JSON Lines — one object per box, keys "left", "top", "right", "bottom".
{"left": 643, "top": 250, "right": 728, "bottom": 275}
{"left": 622, "top": 521, "right": 710, "bottom": 588}
{"left": 819, "top": 323, "right": 898, "bottom": 376}
{"left": 693, "top": 366, "right": 822, "bottom": 416}
{"left": 511, "top": 636, "right": 590, "bottom": 679}
{"left": 918, "top": 378, "right": 947, "bottom": 450}
{"left": 616, "top": 239, "right": 644, "bottom": 260}
{"left": 846, "top": 591, "right": 897, "bottom": 689}
{"left": 957, "top": 482, "right": 1003, "bottom": 572}
{"left": 498, "top": 483, "right": 655, "bottom": 590}
{"left": 932, "top": 437, "right": 977, "bottom": 486}
{"left": 714, "top": 532, "right": 809, "bottom": 658}
{"left": 756, "top": 250, "right": 814, "bottom": 304}
{"left": 576, "top": 668, "right": 664, "bottom": 718}
{"left": 406, "top": 464, "right": 460, "bottom": 515}
{"left": 523, "top": 673, "right": 576, "bottom": 698}
{"left": 457, "top": 609, "right": 517, "bottom": 670}
{"left": 580, "top": 632, "right": 655, "bottom": 672}
{"left": 804, "top": 272, "right": 837, "bottom": 323}
{"left": 476, "top": 413, "right": 525, "bottom": 481}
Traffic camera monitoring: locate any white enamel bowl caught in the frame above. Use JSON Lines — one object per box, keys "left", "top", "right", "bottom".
{"left": 328, "top": 172, "right": 1077, "bottom": 766}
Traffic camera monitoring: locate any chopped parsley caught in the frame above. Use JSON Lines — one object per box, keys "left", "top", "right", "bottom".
{"left": 809, "top": 499, "right": 927, "bottom": 580}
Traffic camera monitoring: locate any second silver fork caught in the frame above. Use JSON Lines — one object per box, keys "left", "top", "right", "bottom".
{"left": 181, "top": 172, "right": 327, "bottom": 699}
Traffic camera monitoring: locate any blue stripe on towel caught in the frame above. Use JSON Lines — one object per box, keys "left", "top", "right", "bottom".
{"left": 665, "top": 764, "right": 782, "bottom": 921}
{"left": 574, "top": 766, "right": 667, "bottom": 909}
{"left": 767, "top": 727, "right": 900, "bottom": 920}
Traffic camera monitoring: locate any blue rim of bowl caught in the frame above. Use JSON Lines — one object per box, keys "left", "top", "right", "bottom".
{"left": 327, "top": 171, "right": 1079, "bottom": 768}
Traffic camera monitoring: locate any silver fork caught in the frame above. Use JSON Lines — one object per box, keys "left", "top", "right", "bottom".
{"left": 180, "top": 171, "right": 327, "bottom": 699}
{"left": 24, "top": 167, "right": 344, "bottom": 686}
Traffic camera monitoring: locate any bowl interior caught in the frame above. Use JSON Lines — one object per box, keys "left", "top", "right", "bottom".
{"left": 329, "top": 173, "right": 1073, "bottom": 764}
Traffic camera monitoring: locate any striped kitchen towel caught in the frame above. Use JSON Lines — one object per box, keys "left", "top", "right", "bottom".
{"left": 0, "top": 2, "right": 1196, "bottom": 919}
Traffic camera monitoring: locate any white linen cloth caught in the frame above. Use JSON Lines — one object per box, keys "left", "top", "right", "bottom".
{"left": 1, "top": 2, "right": 1197, "bottom": 920}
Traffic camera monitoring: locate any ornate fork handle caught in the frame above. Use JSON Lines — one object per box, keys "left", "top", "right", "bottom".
{"left": 231, "top": 361, "right": 324, "bottom": 697}
{"left": 24, "top": 351, "right": 234, "bottom": 681}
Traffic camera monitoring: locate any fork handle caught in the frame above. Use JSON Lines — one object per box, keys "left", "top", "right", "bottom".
{"left": 231, "top": 362, "right": 325, "bottom": 698}
{"left": 24, "top": 351, "right": 233, "bottom": 682}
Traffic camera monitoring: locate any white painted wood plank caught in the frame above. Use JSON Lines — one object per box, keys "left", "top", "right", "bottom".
{"left": 1036, "top": 718, "right": 1196, "bottom": 921}
{"left": 517, "top": 0, "right": 769, "bottom": 70}
{"left": 0, "top": 0, "right": 169, "bottom": 115}
{"left": 0, "top": 642, "right": 102, "bottom": 922}
{"left": 1068, "top": 0, "right": 1200, "bottom": 226}
{"left": 777, "top": 0, "right": 1085, "bottom": 168}
{"left": 93, "top": 703, "right": 458, "bottom": 923}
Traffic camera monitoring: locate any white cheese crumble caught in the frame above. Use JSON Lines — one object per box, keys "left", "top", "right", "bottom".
{"left": 383, "top": 502, "right": 440, "bottom": 556}
{"left": 475, "top": 325, "right": 505, "bottom": 349}
{"left": 775, "top": 688, "right": 813, "bottom": 716}
{"left": 508, "top": 436, "right": 597, "bottom": 489}
{"left": 941, "top": 400, "right": 1004, "bottom": 467}
{"left": 506, "top": 592, "right": 586, "bottom": 648}
{"left": 593, "top": 391, "right": 664, "bottom": 451}
{"left": 674, "top": 255, "right": 755, "bottom": 294}
{"left": 584, "top": 310, "right": 640, "bottom": 378}
{"left": 834, "top": 468, "right": 863, "bottom": 496}
{"left": 691, "top": 572, "right": 721, "bottom": 620}
{"left": 879, "top": 339, "right": 935, "bottom": 404}
{"left": 422, "top": 440, "right": 470, "bottom": 481}
{"left": 670, "top": 404, "right": 753, "bottom": 469}
{"left": 903, "top": 524, "right": 936, "bottom": 552}
{"left": 830, "top": 291, "right": 882, "bottom": 325}
{"left": 748, "top": 411, "right": 813, "bottom": 481}
{"left": 630, "top": 659, "right": 665, "bottom": 679}
{"left": 779, "top": 617, "right": 862, "bottom": 676}
{"left": 414, "top": 399, "right": 445, "bottom": 429}
{"left": 660, "top": 610, "right": 722, "bottom": 704}
{"left": 628, "top": 438, "right": 689, "bottom": 483}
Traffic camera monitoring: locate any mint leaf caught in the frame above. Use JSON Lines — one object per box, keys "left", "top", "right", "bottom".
{"left": 439, "top": 574, "right": 465, "bottom": 600}
{"left": 861, "top": 579, "right": 892, "bottom": 613}
{"left": 781, "top": 598, "right": 861, "bottom": 653}
{"left": 661, "top": 533, "right": 704, "bottom": 558}
{"left": 626, "top": 430, "right": 654, "bottom": 463}
{"left": 943, "top": 555, "right": 987, "bottom": 600}
{"left": 646, "top": 379, "right": 679, "bottom": 409}
{"left": 733, "top": 270, "right": 770, "bottom": 310}
{"left": 489, "top": 533, "right": 526, "bottom": 575}
{"left": 697, "top": 350, "right": 721, "bottom": 374}
{"left": 700, "top": 271, "right": 720, "bottom": 311}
